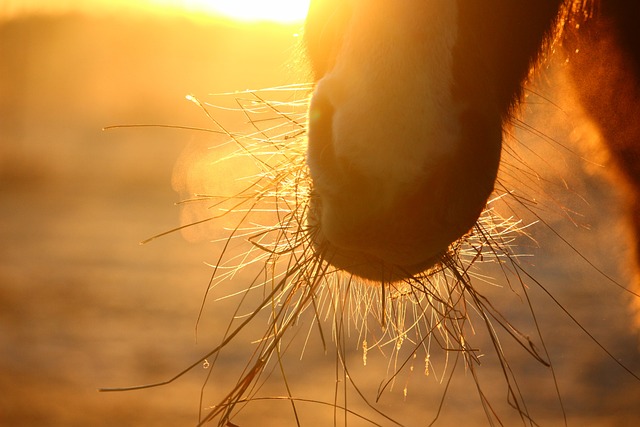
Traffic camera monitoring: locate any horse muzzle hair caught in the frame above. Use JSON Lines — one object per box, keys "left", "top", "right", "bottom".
{"left": 304, "top": 0, "right": 563, "bottom": 281}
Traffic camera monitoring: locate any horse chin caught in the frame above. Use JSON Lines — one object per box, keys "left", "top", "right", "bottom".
{"left": 309, "top": 221, "right": 444, "bottom": 283}
{"left": 325, "top": 248, "right": 441, "bottom": 283}
{"left": 307, "top": 190, "right": 458, "bottom": 283}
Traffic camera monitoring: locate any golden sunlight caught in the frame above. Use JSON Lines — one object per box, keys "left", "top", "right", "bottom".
{"left": 150, "top": 0, "right": 311, "bottom": 23}
{"left": 0, "top": 0, "right": 310, "bottom": 24}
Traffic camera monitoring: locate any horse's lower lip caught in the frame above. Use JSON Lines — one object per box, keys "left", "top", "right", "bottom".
{"left": 311, "top": 227, "right": 443, "bottom": 282}
{"left": 306, "top": 191, "right": 446, "bottom": 282}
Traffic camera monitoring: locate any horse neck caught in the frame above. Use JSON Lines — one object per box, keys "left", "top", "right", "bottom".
{"left": 452, "top": 0, "right": 566, "bottom": 120}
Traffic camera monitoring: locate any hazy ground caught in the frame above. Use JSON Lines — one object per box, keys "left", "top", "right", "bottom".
{"left": 1, "top": 8, "right": 639, "bottom": 427}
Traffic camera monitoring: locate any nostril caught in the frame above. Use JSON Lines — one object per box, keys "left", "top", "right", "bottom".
{"left": 308, "top": 92, "right": 333, "bottom": 131}
{"left": 307, "top": 91, "right": 336, "bottom": 174}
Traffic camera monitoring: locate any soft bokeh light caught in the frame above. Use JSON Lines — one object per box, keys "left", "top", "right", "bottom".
{"left": 0, "top": 4, "right": 309, "bottom": 425}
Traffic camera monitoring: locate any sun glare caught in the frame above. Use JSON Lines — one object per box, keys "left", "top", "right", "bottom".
{"left": 0, "top": 0, "right": 310, "bottom": 24}
{"left": 152, "top": 0, "right": 311, "bottom": 23}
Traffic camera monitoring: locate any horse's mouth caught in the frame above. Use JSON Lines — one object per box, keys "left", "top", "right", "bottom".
{"left": 311, "top": 230, "right": 444, "bottom": 283}
{"left": 307, "top": 196, "right": 445, "bottom": 283}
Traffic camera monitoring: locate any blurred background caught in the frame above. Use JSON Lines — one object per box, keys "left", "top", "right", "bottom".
{"left": 1, "top": 1, "right": 639, "bottom": 426}
{"left": 0, "top": 1, "right": 310, "bottom": 425}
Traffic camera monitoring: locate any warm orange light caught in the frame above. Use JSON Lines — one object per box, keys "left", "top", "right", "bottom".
{"left": 151, "top": 0, "right": 311, "bottom": 23}
{"left": 0, "top": 1, "right": 310, "bottom": 24}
